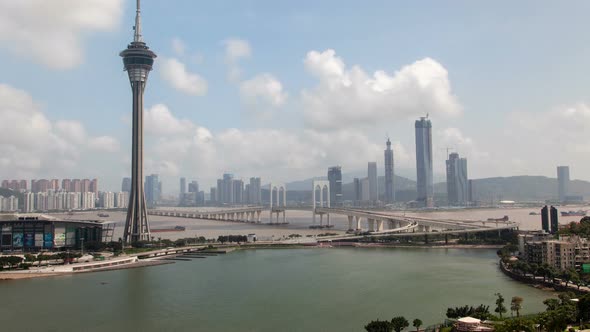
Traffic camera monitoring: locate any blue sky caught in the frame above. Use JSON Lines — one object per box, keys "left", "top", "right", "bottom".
{"left": 1, "top": 0, "right": 589, "bottom": 194}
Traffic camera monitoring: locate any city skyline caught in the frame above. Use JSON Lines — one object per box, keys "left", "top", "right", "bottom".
{"left": 0, "top": 1, "right": 588, "bottom": 192}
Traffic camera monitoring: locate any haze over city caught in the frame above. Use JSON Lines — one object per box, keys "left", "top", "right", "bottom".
{"left": 1, "top": 1, "right": 590, "bottom": 193}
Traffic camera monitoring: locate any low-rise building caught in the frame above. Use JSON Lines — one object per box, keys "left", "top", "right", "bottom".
{"left": 524, "top": 235, "right": 589, "bottom": 271}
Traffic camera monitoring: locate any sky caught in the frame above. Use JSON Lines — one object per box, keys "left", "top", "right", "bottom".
{"left": 1, "top": 0, "right": 590, "bottom": 194}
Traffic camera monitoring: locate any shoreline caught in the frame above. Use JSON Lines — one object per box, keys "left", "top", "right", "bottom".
{"left": 499, "top": 260, "right": 589, "bottom": 294}
{"left": 0, "top": 243, "right": 502, "bottom": 281}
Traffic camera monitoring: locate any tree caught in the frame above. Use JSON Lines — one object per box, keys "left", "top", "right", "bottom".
{"left": 365, "top": 320, "right": 393, "bottom": 332}
{"left": 578, "top": 294, "right": 590, "bottom": 322}
{"left": 529, "top": 263, "right": 539, "bottom": 279}
{"left": 543, "top": 298, "right": 561, "bottom": 311}
{"left": 391, "top": 316, "right": 409, "bottom": 332}
{"left": 495, "top": 318, "right": 534, "bottom": 332}
{"left": 511, "top": 296, "right": 523, "bottom": 317}
{"left": 412, "top": 319, "right": 422, "bottom": 332}
{"left": 495, "top": 293, "right": 507, "bottom": 318}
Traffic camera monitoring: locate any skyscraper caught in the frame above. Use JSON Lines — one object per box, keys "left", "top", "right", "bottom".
{"left": 541, "top": 205, "right": 549, "bottom": 233}
{"left": 353, "top": 178, "right": 362, "bottom": 203}
{"left": 180, "top": 177, "right": 186, "bottom": 196}
{"left": 446, "top": 153, "right": 468, "bottom": 205}
{"left": 120, "top": 0, "right": 157, "bottom": 243}
{"left": 368, "top": 162, "right": 378, "bottom": 202}
{"left": 328, "top": 166, "right": 343, "bottom": 206}
{"left": 249, "top": 177, "right": 262, "bottom": 204}
{"left": 384, "top": 138, "right": 395, "bottom": 203}
{"left": 145, "top": 174, "right": 160, "bottom": 208}
{"left": 121, "top": 177, "right": 131, "bottom": 192}
{"left": 557, "top": 166, "right": 570, "bottom": 202}
{"left": 550, "top": 206, "right": 559, "bottom": 234}
{"left": 415, "top": 116, "right": 433, "bottom": 207}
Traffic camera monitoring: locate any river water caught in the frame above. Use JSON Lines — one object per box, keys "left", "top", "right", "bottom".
{"left": 1, "top": 248, "right": 553, "bottom": 332}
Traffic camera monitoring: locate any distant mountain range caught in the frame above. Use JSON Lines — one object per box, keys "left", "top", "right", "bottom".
{"left": 285, "top": 174, "right": 590, "bottom": 202}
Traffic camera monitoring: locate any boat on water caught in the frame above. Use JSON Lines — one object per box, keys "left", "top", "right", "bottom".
{"left": 529, "top": 212, "right": 539, "bottom": 215}
{"left": 561, "top": 210, "right": 587, "bottom": 217}
{"left": 97, "top": 213, "right": 110, "bottom": 217}
{"left": 151, "top": 225, "right": 186, "bottom": 233}
{"left": 487, "top": 215, "right": 509, "bottom": 222}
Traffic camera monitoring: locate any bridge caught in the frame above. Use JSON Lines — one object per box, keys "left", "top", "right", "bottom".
{"left": 148, "top": 179, "right": 518, "bottom": 240}
{"left": 148, "top": 205, "right": 518, "bottom": 241}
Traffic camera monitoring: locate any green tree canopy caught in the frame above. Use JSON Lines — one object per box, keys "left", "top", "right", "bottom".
{"left": 511, "top": 296, "right": 523, "bottom": 317}
{"left": 412, "top": 319, "right": 422, "bottom": 331}
{"left": 365, "top": 320, "right": 393, "bottom": 332}
{"left": 495, "top": 293, "right": 507, "bottom": 318}
{"left": 391, "top": 316, "right": 409, "bottom": 332}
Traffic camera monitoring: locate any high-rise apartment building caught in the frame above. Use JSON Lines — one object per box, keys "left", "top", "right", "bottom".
{"left": 180, "top": 177, "right": 187, "bottom": 196}
{"left": 557, "top": 166, "right": 570, "bottom": 202}
{"left": 115, "top": 192, "right": 129, "bottom": 208}
{"left": 415, "top": 116, "right": 434, "bottom": 207}
{"left": 541, "top": 205, "right": 549, "bottom": 233}
{"left": 121, "top": 177, "right": 132, "bottom": 192}
{"left": 81, "top": 179, "right": 91, "bottom": 193}
{"left": 361, "top": 177, "right": 371, "bottom": 202}
{"left": 550, "top": 206, "right": 559, "bottom": 234}
{"left": 145, "top": 174, "right": 161, "bottom": 208}
{"left": 328, "top": 166, "right": 343, "bottom": 206}
{"left": 368, "top": 162, "right": 378, "bottom": 202}
{"left": 233, "top": 179, "right": 244, "bottom": 204}
{"left": 89, "top": 179, "right": 98, "bottom": 195}
{"left": 353, "top": 178, "right": 362, "bottom": 203}
{"left": 248, "top": 177, "right": 262, "bottom": 205}
{"left": 188, "top": 181, "right": 199, "bottom": 193}
{"left": 384, "top": 138, "right": 395, "bottom": 203}
{"left": 446, "top": 153, "right": 468, "bottom": 205}
{"left": 62, "top": 179, "right": 71, "bottom": 192}
{"left": 71, "top": 179, "right": 81, "bottom": 193}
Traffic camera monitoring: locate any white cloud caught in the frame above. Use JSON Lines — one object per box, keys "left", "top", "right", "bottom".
{"left": 224, "top": 38, "right": 251, "bottom": 60}
{"left": 223, "top": 38, "right": 251, "bottom": 81}
{"left": 145, "top": 104, "right": 204, "bottom": 136}
{"left": 0, "top": 0, "right": 123, "bottom": 69}
{"left": 239, "top": 73, "right": 288, "bottom": 111}
{"left": 499, "top": 103, "right": 590, "bottom": 177}
{"left": 88, "top": 136, "right": 120, "bottom": 152}
{"left": 0, "top": 83, "right": 120, "bottom": 178}
{"left": 141, "top": 103, "right": 407, "bottom": 188}
{"left": 160, "top": 57, "right": 208, "bottom": 96}
{"left": 302, "top": 49, "right": 462, "bottom": 130}
{"left": 56, "top": 120, "right": 87, "bottom": 142}
{"left": 171, "top": 37, "right": 186, "bottom": 56}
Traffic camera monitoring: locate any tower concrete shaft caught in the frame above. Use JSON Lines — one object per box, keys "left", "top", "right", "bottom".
{"left": 120, "top": 0, "right": 156, "bottom": 244}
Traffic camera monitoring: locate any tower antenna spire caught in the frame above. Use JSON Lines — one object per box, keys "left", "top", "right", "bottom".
{"left": 134, "top": 0, "right": 143, "bottom": 42}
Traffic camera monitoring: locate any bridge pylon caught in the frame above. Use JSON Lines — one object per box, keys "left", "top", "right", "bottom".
{"left": 312, "top": 180, "right": 330, "bottom": 226}
{"left": 269, "top": 183, "right": 286, "bottom": 224}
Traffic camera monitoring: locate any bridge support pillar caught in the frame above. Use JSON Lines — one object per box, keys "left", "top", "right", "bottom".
{"left": 418, "top": 225, "right": 425, "bottom": 232}
{"left": 326, "top": 214, "right": 330, "bottom": 227}
{"left": 376, "top": 220, "right": 384, "bottom": 232}
{"left": 347, "top": 216, "right": 354, "bottom": 230}
{"left": 388, "top": 220, "right": 395, "bottom": 229}
{"left": 445, "top": 234, "right": 449, "bottom": 244}
{"left": 256, "top": 210, "right": 261, "bottom": 223}
{"left": 319, "top": 214, "right": 323, "bottom": 226}
{"left": 282, "top": 211, "right": 286, "bottom": 223}
{"left": 424, "top": 234, "right": 429, "bottom": 244}
{"left": 368, "top": 218, "right": 375, "bottom": 232}
{"left": 425, "top": 226, "right": 431, "bottom": 232}
{"left": 355, "top": 216, "right": 362, "bottom": 230}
